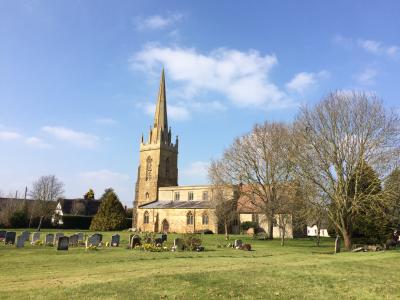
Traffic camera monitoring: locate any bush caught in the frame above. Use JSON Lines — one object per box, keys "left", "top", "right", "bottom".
{"left": 196, "top": 229, "right": 214, "bottom": 234}
{"left": 182, "top": 233, "right": 202, "bottom": 251}
{"left": 240, "top": 221, "right": 258, "bottom": 231}
{"left": 90, "top": 188, "right": 126, "bottom": 231}
{"left": 61, "top": 215, "right": 93, "bottom": 229}
{"left": 9, "top": 210, "right": 27, "bottom": 228}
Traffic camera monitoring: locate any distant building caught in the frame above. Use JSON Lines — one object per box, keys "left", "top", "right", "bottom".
{"left": 53, "top": 198, "right": 102, "bottom": 225}
{"left": 307, "top": 224, "right": 330, "bottom": 237}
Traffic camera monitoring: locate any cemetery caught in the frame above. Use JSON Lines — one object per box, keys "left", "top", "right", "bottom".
{"left": 0, "top": 229, "right": 399, "bottom": 299}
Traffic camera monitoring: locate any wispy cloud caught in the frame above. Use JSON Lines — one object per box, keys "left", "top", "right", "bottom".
{"left": 286, "top": 71, "right": 329, "bottom": 94}
{"left": 25, "top": 136, "right": 51, "bottom": 148}
{"left": 132, "top": 45, "right": 297, "bottom": 110}
{"left": 0, "top": 130, "right": 23, "bottom": 140}
{"left": 135, "top": 13, "right": 183, "bottom": 30}
{"left": 355, "top": 67, "right": 378, "bottom": 85}
{"left": 42, "top": 126, "right": 99, "bottom": 148}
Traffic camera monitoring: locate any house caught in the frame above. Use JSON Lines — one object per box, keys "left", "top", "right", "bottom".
{"left": 53, "top": 198, "right": 102, "bottom": 225}
{"left": 307, "top": 224, "right": 330, "bottom": 237}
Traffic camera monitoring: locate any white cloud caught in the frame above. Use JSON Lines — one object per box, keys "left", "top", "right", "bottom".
{"left": 94, "top": 118, "right": 118, "bottom": 125}
{"left": 25, "top": 137, "right": 51, "bottom": 148}
{"left": 42, "top": 126, "right": 99, "bottom": 148}
{"left": 286, "top": 71, "right": 329, "bottom": 94}
{"left": 181, "top": 161, "right": 210, "bottom": 185}
{"left": 132, "top": 45, "right": 296, "bottom": 110}
{"left": 135, "top": 13, "right": 183, "bottom": 30}
{"left": 0, "top": 130, "right": 22, "bottom": 140}
{"left": 355, "top": 68, "right": 378, "bottom": 85}
{"left": 357, "top": 39, "right": 399, "bottom": 57}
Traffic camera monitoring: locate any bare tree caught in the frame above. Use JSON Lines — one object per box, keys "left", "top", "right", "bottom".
{"left": 209, "top": 160, "right": 238, "bottom": 238}
{"left": 213, "top": 122, "right": 295, "bottom": 239}
{"left": 29, "top": 175, "right": 64, "bottom": 231}
{"left": 72, "top": 201, "right": 86, "bottom": 216}
{"left": 293, "top": 91, "right": 400, "bottom": 250}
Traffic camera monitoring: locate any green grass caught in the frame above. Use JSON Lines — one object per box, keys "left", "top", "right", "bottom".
{"left": 0, "top": 229, "right": 399, "bottom": 299}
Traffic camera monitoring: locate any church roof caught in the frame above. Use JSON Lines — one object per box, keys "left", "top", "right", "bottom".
{"left": 139, "top": 200, "right": 214, "bottom": 209}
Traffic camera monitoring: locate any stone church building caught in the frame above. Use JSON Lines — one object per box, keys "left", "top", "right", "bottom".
{"left": 133, "top": 69, "right": 293, "bottom": 237}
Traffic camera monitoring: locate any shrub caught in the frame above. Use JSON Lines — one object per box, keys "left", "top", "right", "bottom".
{"left": 182, "top": 233, "right": 202, "bottom": 251}
{"left": 240, "top": 221, "right": 258, "bottom": 231}
{"left": 61, "top": 215, "right": 93, "bottom": 229}
{"left": 9, "top": 210, "right": 27, "bottom": 228}
{"left": 90, "top": 188, "right": 126, "bottom": 231}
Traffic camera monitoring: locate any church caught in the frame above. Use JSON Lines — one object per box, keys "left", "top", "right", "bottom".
{"left": 133, "top": 69, "right": 293, "bottom": 237}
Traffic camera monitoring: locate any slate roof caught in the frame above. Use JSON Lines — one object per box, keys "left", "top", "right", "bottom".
{"left": 139, "top": 200, "right": 215, "bottom": 209}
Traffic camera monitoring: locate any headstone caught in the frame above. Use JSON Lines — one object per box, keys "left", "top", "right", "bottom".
{"left": 130, "top": 235, "right": 141, "bottom": 248}
{"left": 77, "top": 232, "right": 84, "bottom": 242}
{"left": 161, "top": 234, "right": 167, "bottom": 242}
{"left": 234, "top": 239, "right": 243, "bottom": 249}
{"left": 5, "top": 232, "right": 16, "bottom": 245}
{"left": 20, "top": 231, "right": 30, "bottom": 242}
{"left": 0, "top": 230, "right": 6, "bottom": 241}
{"left": 45, "top": 234, "right": 54, "bottom": 245}
{"left": 173, "top": 238, "right": 184, "bottom": 251}
{"left": 111, "top": 234, "right": 120, "bottom": 247}
{"left": 57, "top": 236, "right": 69, "bottom": 251}
{"left": 69, "top": 234, "right": 79, "bottom": 246}
{"left": 334, "top": 236, "right": 340, "bottom": 254}
{"left": 31, "top": 232, "right": 41, "bottom": 244}
{"left": 16, "top": 235, "right": 25, "bottom": 248}
{"left": 54, "top": 233, "right": 64, "bottom": 245}
{"left": 87, "top": 234, "right": 102, "bottom": 247}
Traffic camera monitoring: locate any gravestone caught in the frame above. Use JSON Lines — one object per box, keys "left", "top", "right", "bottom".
{"left": 111, "top": 234, "right": 120, "bottom": 247}
{"left": 31, "top": 232, "right": 41, "bottom": 244}
{"left": 161, "top": 234, "right": 167, "bottom": 242}
{"left": 54, "top": 233, "right": 64, "bottom": 245}
{"left": 87, "top": 234, "right": 102, "bottom": 247}
{"left": 16, "top": 235, "right": 25, "bottom": 248}
{"left": 77, "top": 232, "right": 84, "bottom": 242}
{"left": 57, "top": 236, "right": 69, "bottom": 251}
{"left": 334, "top": 236, "right": 340, "bottom": 254}
{"left": 45, "top": 234, "right": 54, "bottom": 245}
{"left": 234, "top": 239, "right": 243, "bottom": 249}
{"left": 130, "top": 235, "right": 141, "bottom": 248}
{"left": 69, "top": 234, "right": 79, "bottom": 246}
{"left": 0, "top": 230, "right": 6, "bottom": 241}
{"left": 20, "top": 231, "right": 30, "bottom": 242}
{"left": 173, "top": 238, "right": 184, "bottom": 251}
{"left": 5, "top": 232, "right": 16, "bottom": 245}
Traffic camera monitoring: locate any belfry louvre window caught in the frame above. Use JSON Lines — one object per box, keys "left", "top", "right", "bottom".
{"left": 187, "top": 212, "right": 194, "bottom": 225}
{"left": 188, "top": 191, "right": 194, "bottom": 201}
{"left": 174, "top": 192, "right": 180, "bottom": 201}
{"left": 144, "top": 211, "right": 150, "bottom": 224}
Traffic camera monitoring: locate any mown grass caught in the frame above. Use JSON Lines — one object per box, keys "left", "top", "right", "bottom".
{"left": 0, "top": 229, "right": 399, "bottom": 299}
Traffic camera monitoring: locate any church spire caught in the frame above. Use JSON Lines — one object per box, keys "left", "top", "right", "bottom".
{"left": 153, "top": 68, "right": 168, "bottom": 131}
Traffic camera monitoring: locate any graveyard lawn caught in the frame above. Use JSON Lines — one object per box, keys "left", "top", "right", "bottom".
{"left": 0, "top": 230, "right": 399, "bottom": 299}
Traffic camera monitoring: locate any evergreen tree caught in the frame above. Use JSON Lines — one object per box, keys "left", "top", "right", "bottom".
{"left": 384, "top": 168, "right": 400, "bottom": 231}
{"left": 84, "top": 189, "right": 95, "bottom": 200}
{"left": 90, "top": 188, "right": 125, "bottom": 231}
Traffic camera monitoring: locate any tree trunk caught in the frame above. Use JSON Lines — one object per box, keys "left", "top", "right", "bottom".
{"left": 316, "top": 223, "right": 321, "bottom": 247}
{"left": 37, "top": 216, "right": 44, "bottom": 231}
{"left": 268, "top": 217, "right": 274, "bottom": 239}
{"left": 343, "top": 229, "right": 352, "bottom": 251}
{"left": 224, "top": 220, "right": 229, "bottom": 240}
{"left": 280, "top": 225, "right": 285, "bottom": 246}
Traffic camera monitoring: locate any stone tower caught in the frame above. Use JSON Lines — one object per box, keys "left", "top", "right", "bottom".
{"left": 134, "top": 69, "right": 178, "bottom": 218}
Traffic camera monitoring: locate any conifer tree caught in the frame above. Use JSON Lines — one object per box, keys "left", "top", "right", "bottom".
{"left": 90, "top": 188, "right": 125, "bottom": 231}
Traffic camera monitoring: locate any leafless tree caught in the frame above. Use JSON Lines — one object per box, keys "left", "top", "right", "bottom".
{"left": 72, "top": 201, "right": 86, "bottom": 215}
{"left": 29, "top": 175, "right": 64, "bottom": 231}
{"left": 209, "top": 160, "right": 238, "bottom": 238}
{"left": 293, "top": 91, "right": 400, "bottom": 250}
{"left": 212, "top": 122, "right": 295, "bottom": 239}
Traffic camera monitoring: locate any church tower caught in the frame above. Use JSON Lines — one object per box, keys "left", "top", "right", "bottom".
{"left": 134, "top": 69, "right": 178, "bottom": 213}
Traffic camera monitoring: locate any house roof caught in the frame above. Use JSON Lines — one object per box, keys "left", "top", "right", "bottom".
{"left": 139, "top": 200, "right": 214, "bottom": 209}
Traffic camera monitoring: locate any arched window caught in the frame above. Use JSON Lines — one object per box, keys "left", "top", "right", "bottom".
{"left": 187, "top": 211, "right": 194, "bottom": 225}
{"left": 166, "top": 157, "right": 170, "bottom": 177}
{"left": 146, "top": 156, "right": 152, "bottom": 181}
{"left": 145, "top": 192, "right": 149, "bottom": 201}
{"left": 143, "top": 211, "right": 149, "bottom": 224}
{"left": 202, "top": 213, "right": 209, "bottom": 225}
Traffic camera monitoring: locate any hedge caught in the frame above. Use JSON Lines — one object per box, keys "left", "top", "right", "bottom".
{"left": 61, "top": 215, "right": 93, "bottom": 229}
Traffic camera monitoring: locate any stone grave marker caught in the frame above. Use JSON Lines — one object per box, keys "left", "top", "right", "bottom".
{"left": 16, "top": 235, "right": 25, "bottom": 248}
{"left": 130, "top": 235, "right": 141, "bottom": 248}
{"left": 234, "top": 239, "right": 243, "bottom": 249}
{"left": 20, "top": 231, "right": 30, "bottom": 243}
{"left": 161, "top": 234, "right": 167, "bottom": 242}
{"left": 0, "top": 230, "right": 6, "bottom": 241}
{"left": 57, "top": 236, "right": 69, "bottom": 251}
{"left": 31, "top": 232, "right": 41, "bottom": 244}
{"left": 77, "top": 232, "right": 84, "bottom": 242}
{"left": 173, "top": 238, "right": 184, "bottom": 251}
{"left": 111, "top": 234, "right": 120, "bottom": 247}
{"left": 334, "top": 236, "right": 340, "bottom": 254}
{"left": 5, "top": 232, "right": 16, "bottom": 245}
{"left": 69, "top": 234, "right": 79, "bottom": 246}
{"left": 45, "top": 234, "right": 54, "bottom": 245}
{"left": 87, "top": 234, "right": 102, "bottom": 247}
{"left": 54, "top": 233, "right": 64, "bottom": 245}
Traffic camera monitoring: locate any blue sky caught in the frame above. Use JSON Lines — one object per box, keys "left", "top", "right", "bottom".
{"left": 1, "top": 1, "right": 399, "bottom": 205}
